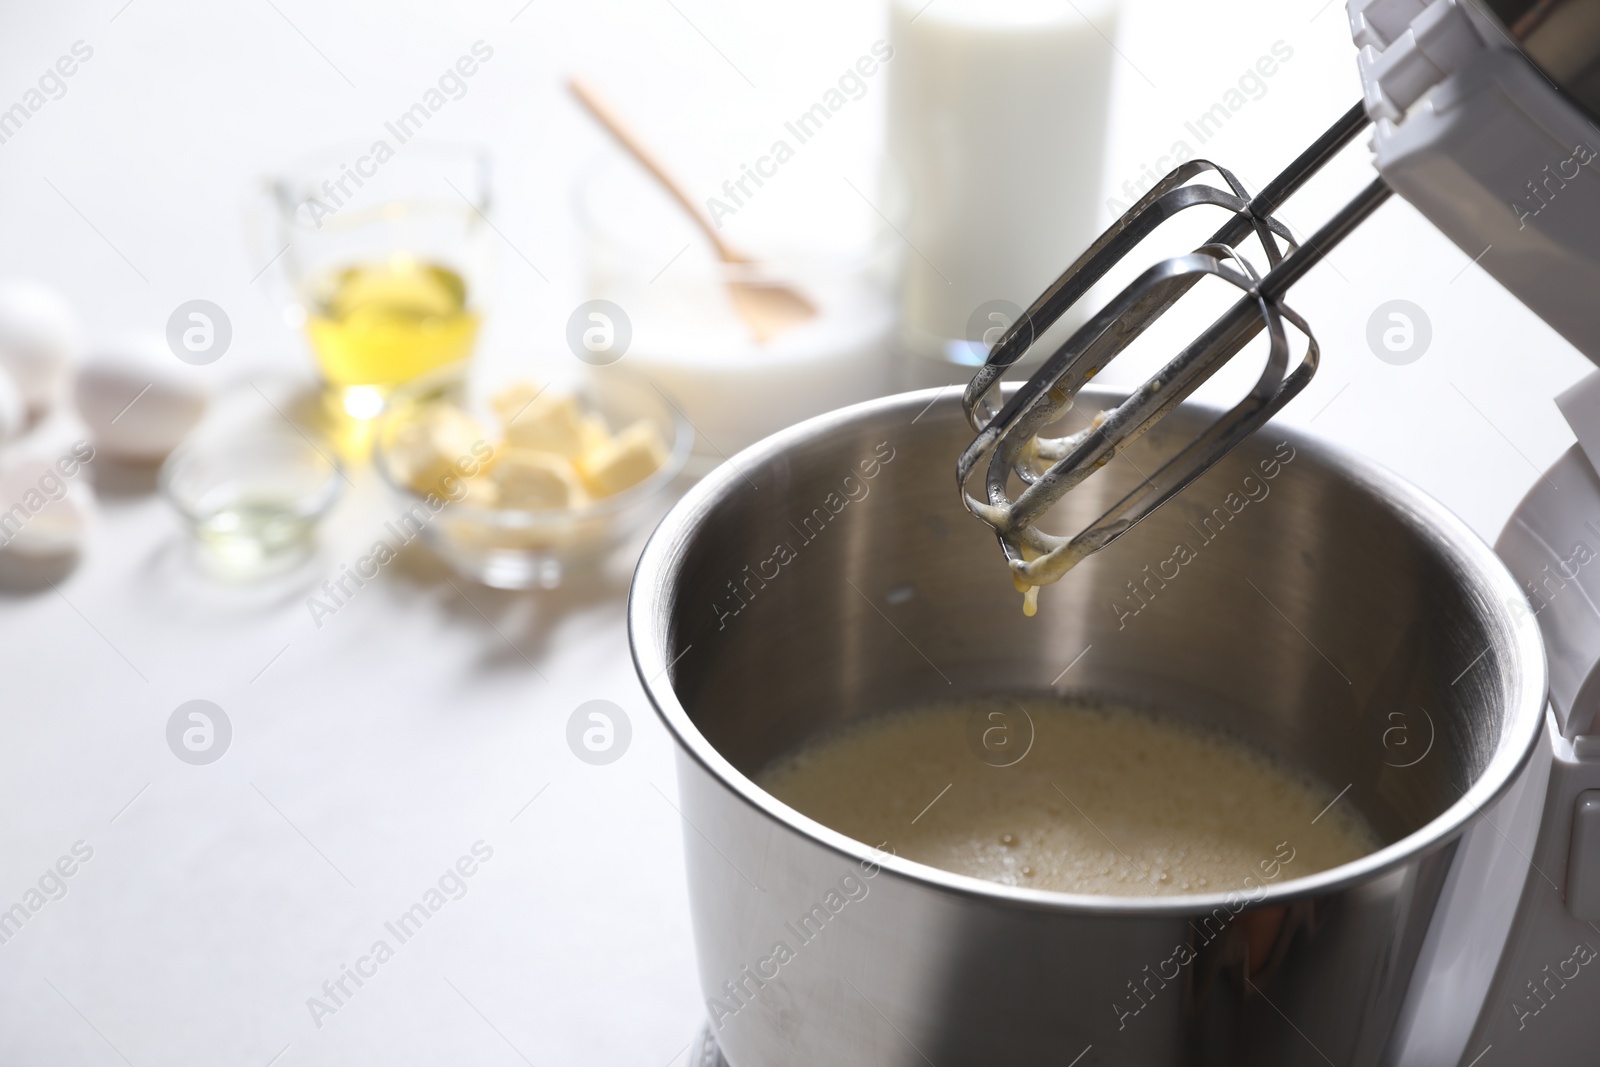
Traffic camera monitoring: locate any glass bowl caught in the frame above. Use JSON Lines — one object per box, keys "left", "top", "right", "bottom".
{"left": 373, "top": 364, "right": 693, "bottom": 589}
{"left": 573, "top": 151, "right": 901, "bottom": 471}
{"left": 160, "top": 420, "right": 344, "bottom": 578}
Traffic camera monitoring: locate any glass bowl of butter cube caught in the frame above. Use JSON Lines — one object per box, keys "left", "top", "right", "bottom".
{"left": 374, "top": 365, "right": 692, "bottom": 589}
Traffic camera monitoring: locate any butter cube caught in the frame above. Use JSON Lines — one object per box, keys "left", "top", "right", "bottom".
{"left": 492, "top": 449, "right": 586, "bottom": 510}
{"left": 579, "top": 414, "right": 610, "bottom": 455}
{"left": 495, "top": 385, "right": 587, "bottom": 459}
{"left": 490, "top": 381, "right": 542, "bottom": 425}
{"left": 460, "top": 474, "right": 500, "bottom": 509}
{"left": 578, "top": 420, "right": 666, "bottom": 498}
{"left": 390, "top": 403, "right": 489, "bottom": 496}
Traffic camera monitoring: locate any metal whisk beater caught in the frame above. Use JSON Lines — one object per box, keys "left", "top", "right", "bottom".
{"left": 958, "top": 103, "right": 1393, "bottom": 598}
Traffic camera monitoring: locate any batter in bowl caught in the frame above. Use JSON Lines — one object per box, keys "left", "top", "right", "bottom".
{"left": 761, "top": 696, "right": 1379, "bottom": 897}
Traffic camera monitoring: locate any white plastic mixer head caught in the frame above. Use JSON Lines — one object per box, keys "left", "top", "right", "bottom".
{"left": 1353, "top": 0, "right": 1600, "bottom": 363}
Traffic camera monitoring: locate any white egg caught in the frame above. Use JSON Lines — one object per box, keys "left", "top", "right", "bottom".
{"left": 0, "top": 281, "right": 79, "bottom": 415}
{"left": 0, "top": 449, "right": 94, "bottom": 562}
{"left": 75, "top": 334, "right": 209, "bottom": 462}
{"left": 0, "top": 363, "right": 24, "bottom": 444}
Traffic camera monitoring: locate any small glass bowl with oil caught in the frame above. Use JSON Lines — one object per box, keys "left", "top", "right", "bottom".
{"left": 160, "top": 422, "right": 344, "bottom": 579}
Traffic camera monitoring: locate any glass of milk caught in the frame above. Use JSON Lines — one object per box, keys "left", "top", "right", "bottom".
{"left": 888, "top": 0, "right": 1120, "bottom": 387}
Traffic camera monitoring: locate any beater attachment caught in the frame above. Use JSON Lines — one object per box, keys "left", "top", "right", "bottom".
{"left": 958, "top": 103, "right": 1392, "bottom": 594}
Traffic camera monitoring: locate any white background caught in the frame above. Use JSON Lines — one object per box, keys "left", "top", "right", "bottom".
{"left": 0, "top": 0, "right": 1590, "bottom": 1065}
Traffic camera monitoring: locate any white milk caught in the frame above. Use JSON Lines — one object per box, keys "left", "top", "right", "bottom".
{"left": 762, "top": 698, "right": 1379, "bottom": 897}
{"left": 888, "top": 0, "right": 1119, "bottom": 365}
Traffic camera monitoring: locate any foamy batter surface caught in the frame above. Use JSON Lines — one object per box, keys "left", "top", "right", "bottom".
{"left": 761, "top": 698, "right": 1379, "bottom": 897}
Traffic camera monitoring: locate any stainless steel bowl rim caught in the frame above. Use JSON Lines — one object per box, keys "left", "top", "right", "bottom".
{"left": 629, "top": 386, "right": 1550, "bottom": 917}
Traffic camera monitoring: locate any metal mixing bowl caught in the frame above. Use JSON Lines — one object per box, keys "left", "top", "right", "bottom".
{"left": 630, "top": 387, "right": 1546, "bottom": 1066}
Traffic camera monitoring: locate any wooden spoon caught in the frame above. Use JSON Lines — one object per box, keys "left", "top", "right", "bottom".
{"left": 568, "top": 77, "right": 818, "bottom": 344}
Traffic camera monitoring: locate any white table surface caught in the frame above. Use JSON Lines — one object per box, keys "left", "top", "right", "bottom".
{"left": 0, "top": 1, "right": 1592, "bottom": 1065}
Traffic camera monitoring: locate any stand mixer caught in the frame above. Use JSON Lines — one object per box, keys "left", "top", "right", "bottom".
{"left": 631, "top": 2, "right": 1600, "bottom": 1063}
{"left": 958, "top": 0, "right": 1600, "bottom": 1060}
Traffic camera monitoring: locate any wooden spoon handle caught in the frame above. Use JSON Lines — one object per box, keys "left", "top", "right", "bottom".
{"left": 567, "top": 76, "right": 739, "bottom": 263}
